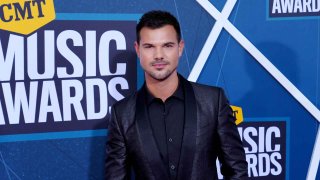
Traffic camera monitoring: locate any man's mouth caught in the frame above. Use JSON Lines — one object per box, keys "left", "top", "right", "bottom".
{"left": 152, "top": 62, "right": 168, "bottom": 69}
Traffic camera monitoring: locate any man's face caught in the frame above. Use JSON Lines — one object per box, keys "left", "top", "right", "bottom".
{"left": 135, "top": 25, "right": 184, "bottom": 82}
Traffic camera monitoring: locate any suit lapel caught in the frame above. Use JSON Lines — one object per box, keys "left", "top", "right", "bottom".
{"left": 177, "top": 76, "right": 197, "bottom": 180}
{"left": 135, "top": 86, "right": 170, "bottom": 179}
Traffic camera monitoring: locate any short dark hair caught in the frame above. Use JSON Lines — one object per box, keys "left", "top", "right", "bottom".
{"left": 136, "top": 10, "right": 181, "bottom": 44}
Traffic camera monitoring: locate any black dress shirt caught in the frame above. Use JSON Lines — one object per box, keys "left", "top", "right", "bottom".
{"left": 145, "top": 82, "right": 185, "bottom": 180}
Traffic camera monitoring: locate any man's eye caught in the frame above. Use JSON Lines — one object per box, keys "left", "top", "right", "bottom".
{"left": 164, "top": 44, "right": 173, "bottom": 48}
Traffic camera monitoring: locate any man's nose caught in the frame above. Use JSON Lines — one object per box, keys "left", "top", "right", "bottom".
{"left": 154, "top": 47, "right": 164, "bottom": 60}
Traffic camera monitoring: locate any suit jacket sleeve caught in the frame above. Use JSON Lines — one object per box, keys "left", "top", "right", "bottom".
{"left": 105, "top": 106, "right": 130, "bottom": 180}
{"left": 216, "top": 89, "right": 248, "bottom": 180}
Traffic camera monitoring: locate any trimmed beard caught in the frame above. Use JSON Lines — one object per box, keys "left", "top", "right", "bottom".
{"left": 146, "top": 67, "right": 176, "bottom": 81}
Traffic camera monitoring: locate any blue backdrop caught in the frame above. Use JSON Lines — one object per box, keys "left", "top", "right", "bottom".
{"left": 0, "top": 0, "right": 319, "bottom": 179}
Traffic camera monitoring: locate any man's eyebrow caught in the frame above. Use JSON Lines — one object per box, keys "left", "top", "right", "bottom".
{"left": 163, "top": 42, "right": 176, "bottom": 45}
{"left": 141, "top": 43, "right": 153, "bottom": 46}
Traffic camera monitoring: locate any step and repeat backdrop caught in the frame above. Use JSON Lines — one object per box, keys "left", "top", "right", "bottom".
{"left": 0, "top": 0, "right": 319, "bottom": 179}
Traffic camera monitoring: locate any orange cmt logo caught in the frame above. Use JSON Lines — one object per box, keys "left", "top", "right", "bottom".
{"left": 0, "top": 0, "right": 55, "bottom": 35}
{"left": 231, "top": 105, "right": 244, "bottom": 125}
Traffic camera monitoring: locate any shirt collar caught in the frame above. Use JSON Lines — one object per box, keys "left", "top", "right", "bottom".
{"left": 144, "top": 76, "right": 184, "bottom": 104}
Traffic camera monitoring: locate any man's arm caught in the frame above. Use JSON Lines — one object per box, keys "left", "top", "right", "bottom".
{"left": 105, "top": 106, "right": 129, "bottom": 180}
{"left": 216, "top": 89, "right": 248, "bottom": 180}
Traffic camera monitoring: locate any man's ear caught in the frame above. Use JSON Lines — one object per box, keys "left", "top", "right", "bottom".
{"left": 134, "top": 41, "right": 140, "bottom": 58}
{"left": 178, "top": 40, "right": 185, "bottom": 57}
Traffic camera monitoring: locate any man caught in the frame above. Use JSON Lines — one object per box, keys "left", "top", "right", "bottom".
{"left": 105, "top": 10, "right": 248, "bottom": 180}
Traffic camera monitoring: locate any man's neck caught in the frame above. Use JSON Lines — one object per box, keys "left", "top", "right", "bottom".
{"left": 146, "top": 73, "right": 179, "bottom": 102}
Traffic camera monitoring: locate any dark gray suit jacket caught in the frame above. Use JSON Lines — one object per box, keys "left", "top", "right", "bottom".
{"left": 105, "top": 76, "right": 248, "bottom": 180}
